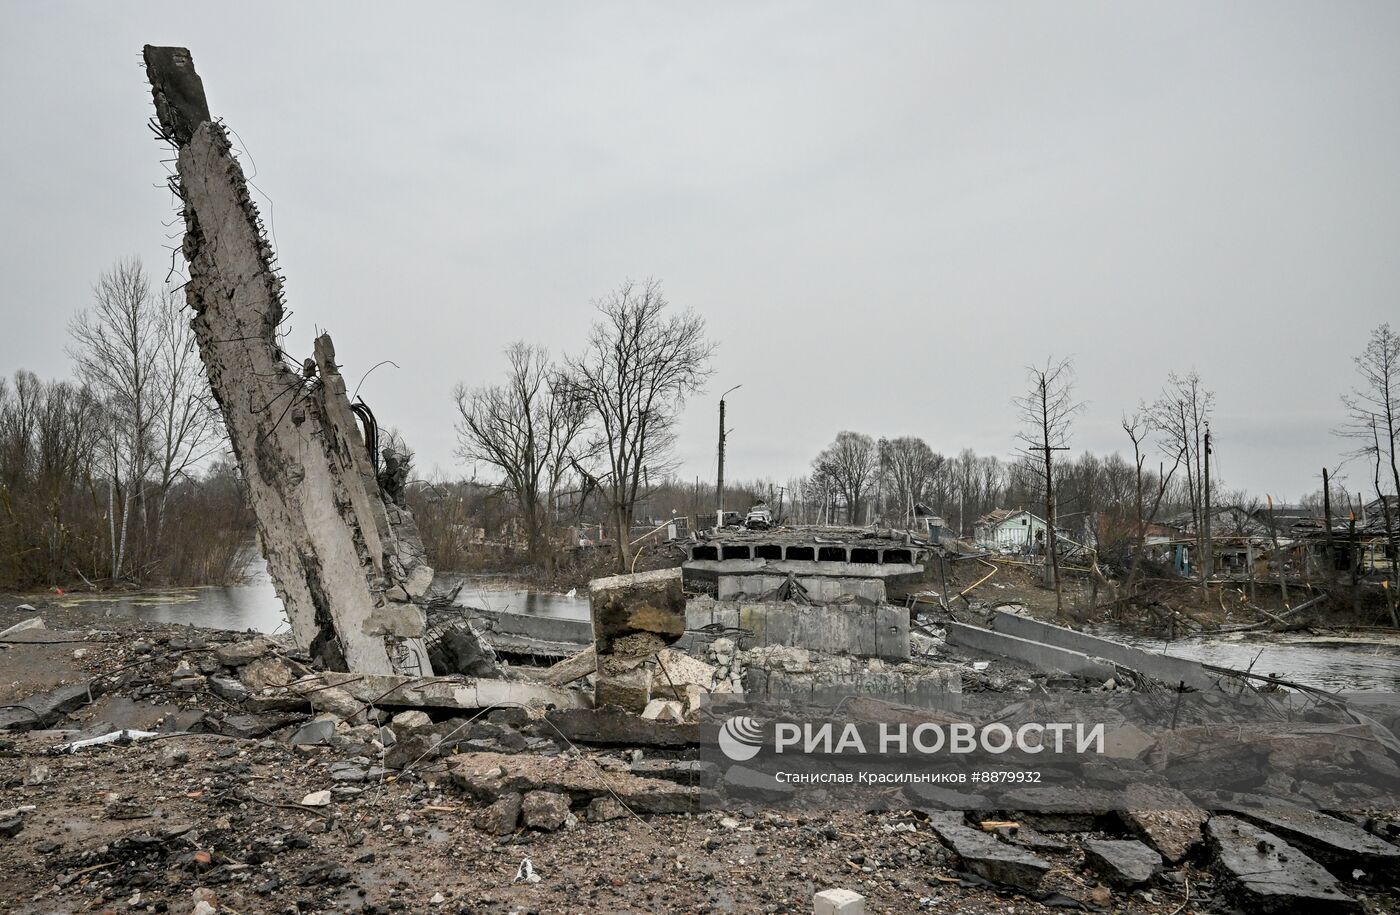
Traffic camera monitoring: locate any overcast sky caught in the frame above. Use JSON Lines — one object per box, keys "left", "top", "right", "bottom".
{"left": 3, "top": 2, "right": 1398, "bottom": 502}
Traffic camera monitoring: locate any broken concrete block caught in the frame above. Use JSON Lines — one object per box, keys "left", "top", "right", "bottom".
{"left": 1117, "top": 785, "right": 1207, "bottom": 863}
{"left": 1225, "top": 802, "right": 1400, "bottom": 879}
{"left": 207, "top": 675, "right": 250, "bottom": 703}
{"left": 239, "top": 656, "right": 295, "bottom": 692}
{"left": 1082, "top": 839, "right": 1162, "bottom": 888}
{"left": 449, "top": 751, "right": 717, "bottom": 815}
{"left": 0, "top": 617, "right": 45, "bottom": 639}
{"left": 813, "top": 888, "right": 865, "bottom": 915}
{"left": 542, "top": 644, "right": 597, "bottom": 687}
{"left": 287, "top": 718, "right": 337, "bottom": 746}
{"left": 476, "top": 792, "right": 522, "bottom": 836}
{"left": 544, "top": 707, "right": 699, "bottom": 748}
{"left": 653, "top": 648, "right": 720, "bottom": 694}
{"left": 0, "top": 678, "right": 106, "bottom": 732}
{"left": 390, "top": 710, "right": 433, "bottom": 735}
{"left": 593, "top": 665, "right": 653, "bottom": 712}
{"left": 589, "top": 568, "right": 686, "bottom": 650}
{"left": 1206, "top": 816, "right": 1360, "bottom": 914}
{"left": 521, "top": 790, "right": 571, "bottom": 831}
{"left": 590, "top": 569, "right": 685, "bottom": 712}
{"left": 923, "top": 810, "right": 1050, "bottom": 891}
{"left": 217, "top": 713, "right": 294, "bottom": 739}
{"left": 641, "top": 699, "right": 684, "bottom": 722}
{"left": 587, "top": 796, "right": 628, "bottom": 822}
{"left": 214, "top": 638, "right": 275, "bottom": 667}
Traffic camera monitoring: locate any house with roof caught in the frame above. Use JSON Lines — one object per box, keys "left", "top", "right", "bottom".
{"left": 973, "top": 508, "right": 1068, "bottom": 553}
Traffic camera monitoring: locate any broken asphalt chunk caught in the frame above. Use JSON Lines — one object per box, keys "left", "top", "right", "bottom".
{"left": 1206, "top": 816, "right": 1360, "bottom": 914}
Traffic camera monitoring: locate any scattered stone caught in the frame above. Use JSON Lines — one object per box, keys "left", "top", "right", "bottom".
{"left": 329, "top": 762, "right": 368, "bottom": 783}
{"left": 587, "top": 796, "right": 628, "bottom": 823}
{"left": 13, "top": 603, "right": 36, "bottom": 613}
{"left": 1207, "top": 816, "right": 1360, "bottom": 913}
{"left": 390, "top": 710, "right": 433, "bottom": 735}
{"left": 814, "top": 887, "right": 865, "bottom": 914}
{"left": 0, "top": 815, "right": 23, "bottom": 838}
{"left": 476, "top": 793, "right": 523, "bottom": 836}
{"left": 288, "top": 718, "right": 337, "bottom": 746}
{"left": 521, "top": 790, "right": 571, "bottom": 831}
{"left": 0, "top": 617, "right": 45, "bottom": 638}
{"left": 170, "top": 661, "right": 205, "bottom": 689}
{"left": 216, "top": 713, "right": 289, "bottom": 739}
{"left": 214, "top": 637, "right": 276, "bottom": 667}
{"left": 1082, "top": 838, "right": 1162, "bottom": 888}
{"left": 922, "top": 810, "right": 1050, "bottom": 891}
{"left": 239, "top": 655, "right": 296, "bottom": 692}
{"left": 300, "top": 790, "right": 332, "bottom": 807}
{"left": 641, "top": 698, "right": 685, "bottom": 721}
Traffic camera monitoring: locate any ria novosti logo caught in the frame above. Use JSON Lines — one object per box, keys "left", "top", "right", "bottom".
{"left": 717, "top": 716, "right": 765, "bottom": 761}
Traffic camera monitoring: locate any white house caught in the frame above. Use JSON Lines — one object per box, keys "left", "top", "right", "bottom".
{"left": 973, "top": 509, "right": 1061, "bottom": 552}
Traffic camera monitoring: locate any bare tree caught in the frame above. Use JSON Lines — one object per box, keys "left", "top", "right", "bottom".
{"left": 68, "top": 258, "right": 158, "bottom": 581}
{"left": 150, "top": 285, "right": 222, "bottom": 547}
{"left": 1152, "top": 371, "right": 1214, "bottom": 578}
{"left": 563, "top": 279, "right": 714, "bottom": 571}
{"left": 455, "top": 342, "right": 591, "bottom": 567}
{"left": 1014, "top": 357, "right": 1083, "bottom": 615}
{"left": 1122, "top": 406, "right": 1184, "bottom": 596}
{"left": 882, "top": 436, "right": 941, "bottom": 528}
{"left": 814, "top": 431, "right": 878, "bottom": 525}
{"left": 1339, "top": 323, "right": 1400, "bottom": 620}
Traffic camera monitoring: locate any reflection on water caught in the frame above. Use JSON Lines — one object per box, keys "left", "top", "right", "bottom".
{"left": 72, "top": 563, "right": 592, "bottom": 634}
{"left": 434, "top": 573, "right": 591, "bottom": 621}
{"left": 1108, "top": 630, "right": 1400, "bottom": 693}
{"left": 68, "top": 556, "right": 288, "bottom": 634}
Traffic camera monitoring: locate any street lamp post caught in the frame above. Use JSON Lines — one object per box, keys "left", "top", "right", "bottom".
{"left": 717, "top": 384, "right": 742, "bottom": 527}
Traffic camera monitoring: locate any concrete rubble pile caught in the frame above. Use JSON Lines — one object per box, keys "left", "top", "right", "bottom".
{"left": 4, "top": 44, "right": 1387, "bottom": 914}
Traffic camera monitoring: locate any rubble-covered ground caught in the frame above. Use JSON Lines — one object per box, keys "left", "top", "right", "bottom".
{"left": 3, "top": 595, "right": 1399, "bottom": 914}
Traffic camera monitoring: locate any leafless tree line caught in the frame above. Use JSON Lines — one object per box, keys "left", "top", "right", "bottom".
{"left": 0, "top": 258, "right": 234, "bottom": 590}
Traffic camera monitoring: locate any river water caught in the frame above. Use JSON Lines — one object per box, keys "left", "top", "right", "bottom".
{"left": 58, "top": 561, "right": 1398, "bottom": 692}
{"left": 1102, "top": 630, "right": 1400, "bottom": 693}
{"left": 61, "top": 560, "right": 592, "bottom": 634}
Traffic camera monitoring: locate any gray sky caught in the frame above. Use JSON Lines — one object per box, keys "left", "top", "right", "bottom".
{"left": 3, "top": 2, "right": 1399, "bottom": 501}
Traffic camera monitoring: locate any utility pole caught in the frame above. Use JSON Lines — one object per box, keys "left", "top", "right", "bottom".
{"left": 1322, "top": 466, "right": 1335, "bottom": 580}
{"left": 716, "top": 384, "right": 741, "bottom": 527}
{"left": 775, "top": 485, "right": 786, "bottom": 524}
{"left": 1027, "top": 442, "right": 1070, "bottom": 610}
{"left": 1202, "top": 422, "right": 1213, "bottom": 581}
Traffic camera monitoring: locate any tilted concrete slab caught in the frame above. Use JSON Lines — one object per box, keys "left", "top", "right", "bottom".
{"left": 1207, "top": 816, "right": 1361, "bottom": 914}
{"left": 301, "top": 672, "right": 590, "bottom": 711}
{"left": 990, "top": 610, "right": 1217, "bottom": 689}
{"left": 945, "top": 622, "right": 1116, "bottom": 680}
